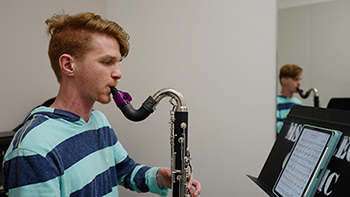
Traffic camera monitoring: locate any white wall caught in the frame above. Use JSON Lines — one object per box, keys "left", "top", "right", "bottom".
{"left": 101, "top": 0, "right": 276, "bottom": 196}
{"left": 278, "top": 0, "right": 350, "bottom": 107}
{"left": 0, "top": 0, "right": 107, "bottom": 131}
{"left": 0, "top": 0, "right": 277, "bottom": 196}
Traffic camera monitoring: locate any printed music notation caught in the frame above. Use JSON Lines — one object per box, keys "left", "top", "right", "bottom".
{"left": 275, "top": 128, "right": 329, "bottom": 197}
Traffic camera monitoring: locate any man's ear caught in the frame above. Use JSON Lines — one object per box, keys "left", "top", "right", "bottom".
{"left": 280, "top": 77, "right": 286, "bottom": 85}
{"left": 59, "top": 54, "right": 75, "bottom": 77}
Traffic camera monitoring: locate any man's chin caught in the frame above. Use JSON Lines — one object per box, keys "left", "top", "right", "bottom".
{"left": 98, "top": 97, "right": 112, "bottom": 104}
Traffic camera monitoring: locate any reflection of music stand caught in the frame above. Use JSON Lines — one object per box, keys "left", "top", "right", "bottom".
{"left": 327, "top": 98, "right": 350, "bottom": 111}
{"left": 247, "top": 105, "right": 350, "bottom": 197}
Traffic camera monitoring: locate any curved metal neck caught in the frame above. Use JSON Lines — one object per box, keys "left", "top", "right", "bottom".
{"left": 309, "top": 88, "right": 319, "bottom": 97}
{"left": 152, "top": 88, "right": 187, "bottom": 112}
{"left": 298, "top": 88, "right": 319, "bottom": 98}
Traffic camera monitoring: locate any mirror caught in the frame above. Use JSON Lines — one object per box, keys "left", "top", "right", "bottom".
{"left": 277, "top": 0, "right": 350, "bottom": 108}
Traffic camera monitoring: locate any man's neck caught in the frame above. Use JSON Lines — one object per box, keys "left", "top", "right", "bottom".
{"left": 50, "top": 86, "right": 94, "bottom": 122}
{"left": 280, "top": 89, "right": 293, "bottom": 99}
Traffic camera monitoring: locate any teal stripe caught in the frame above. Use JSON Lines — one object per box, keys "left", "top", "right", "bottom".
{"left": 277, "top": 122, "right": 284, "bottom": 134}
{"left": 277, "top": 109, "right": 291, "bottom": 119}
{"left": 4, "top": 147, "right": 39, "bottom": 161}
{"left": 129, "top": 165, "right": 145, "bottom": 193}
{"left": 62, "top": 146, "right": 116, "bottom": 195}
{"left": 113, "top": 141, "right": 128, "bottom": 164}
{"left": 7, "top": 177, "right": 60, "bottom": 197}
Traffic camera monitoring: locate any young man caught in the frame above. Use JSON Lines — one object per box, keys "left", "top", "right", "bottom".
{"left": 276, "top": 64, "right": 303, "bottom": 135}
{"left": 3, "top": 12, "right": 201, "bottom": 197}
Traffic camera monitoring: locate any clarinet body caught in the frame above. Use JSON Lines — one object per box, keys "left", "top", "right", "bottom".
{"left": 110, "top": 87, "right": 192, "bottom": 197}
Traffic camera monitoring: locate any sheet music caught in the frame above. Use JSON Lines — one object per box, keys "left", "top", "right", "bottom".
{"left": 275, "top": 128, "right": 330, "bottom": 197}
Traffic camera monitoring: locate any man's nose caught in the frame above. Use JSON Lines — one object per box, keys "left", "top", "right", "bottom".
{"left": 112, "top": 64, "right": 122, "bottom": 80}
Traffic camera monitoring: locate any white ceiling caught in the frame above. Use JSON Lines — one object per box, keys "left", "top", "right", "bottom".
{"left": 278, "top": 0, "right": 336, "bottom": 9}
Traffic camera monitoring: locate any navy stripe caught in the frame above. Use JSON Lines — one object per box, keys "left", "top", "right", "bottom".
{"left": 277, "top": 118, "right": 284, "bottom": 122}
{"left": 277, "top": 102, "right": 298, "bottom": 111}
{"left": 3, "top": 154, "right": 60, "bottom": 191}
{"left": 12, "top": 115, "right": 48, "bottom": 150}
{"left": 115, "top": 155, "right": 137, "bottom": 177}
{"left": 116, "top": 156, "right": 138, "bottom": 190}
{"left": 46, "top": 126, "right": 118, "bottom": 170}
{"left": 70, "top": 166, "right": 118, "bottom": 197}
{"left": 116, "top": 156, "right": 150, "bottom": 192}
{"left": 133, "top": 166, "right": 151, "bottom": 192}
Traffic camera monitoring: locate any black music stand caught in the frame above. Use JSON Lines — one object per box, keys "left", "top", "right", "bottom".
{"left": 247, "top": 105, "right": 350, "bottom": 196}
{"left": 327, "top": 98, "right": 350, "bottom": 111}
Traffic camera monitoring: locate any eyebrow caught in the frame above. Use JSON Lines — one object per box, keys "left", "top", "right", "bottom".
{"left": 100, "top": 55, "right": 121, "bottom": 62}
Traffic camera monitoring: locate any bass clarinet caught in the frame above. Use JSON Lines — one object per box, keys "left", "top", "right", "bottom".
{"left": 110, "top": 87, "right": 193, "bottom": 197}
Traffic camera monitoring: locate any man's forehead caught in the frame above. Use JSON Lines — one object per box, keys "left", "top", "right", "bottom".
{"left": 90, "top": 34, "right": 121, "bottom": 59}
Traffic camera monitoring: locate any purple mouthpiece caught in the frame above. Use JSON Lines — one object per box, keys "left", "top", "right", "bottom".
{"left": 110, "top": 87, "right": 132, "bottom": 107}
{"left": 297, "top": 88, "right": 303, "bottom": 93}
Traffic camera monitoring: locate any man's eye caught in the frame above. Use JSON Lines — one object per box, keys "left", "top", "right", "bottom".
{"left": 104, "top": 61, "right": 112, "bottom": 65}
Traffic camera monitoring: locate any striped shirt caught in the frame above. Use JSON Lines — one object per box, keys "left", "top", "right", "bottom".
{"left": 2, "top": 107, "right": 168, "bottom": 197}
{"left": 276, "top": 95, "right": 302, "bottom": 134}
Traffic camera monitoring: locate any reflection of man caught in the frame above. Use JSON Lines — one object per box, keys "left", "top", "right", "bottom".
{"left": 276, "top": 64, "right": 303, "bottom": 135}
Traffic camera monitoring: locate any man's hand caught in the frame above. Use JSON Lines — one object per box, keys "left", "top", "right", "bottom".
{"left": 187, "top": 172, "right": 201, "bottom": 197}
{"left": 156, "top": 167, "right": 201, "bottom": 197}
{"left": 156, "top": 167, "right": 172, "bottom": 189}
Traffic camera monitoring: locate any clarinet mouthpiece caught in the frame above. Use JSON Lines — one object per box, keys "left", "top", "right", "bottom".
{"left": 297, "top": 88, "right": 303, "bottom": 94}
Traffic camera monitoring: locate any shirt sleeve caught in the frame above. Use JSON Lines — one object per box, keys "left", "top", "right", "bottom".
{"left": 114, "top": 142, "right": 169, "bottom": 196}
{"left": 145, "top": 167, "right": 169, "bottom": 196}
{"left": 3, "top": 148, "right": 61, "bottom": 196}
